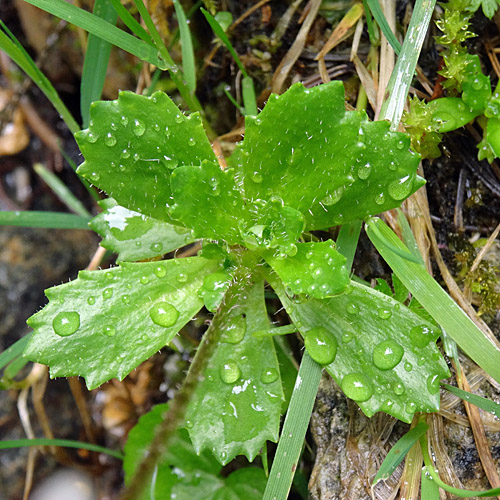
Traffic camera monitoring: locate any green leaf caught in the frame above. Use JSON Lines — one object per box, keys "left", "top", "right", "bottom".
{"left": 124, "top": 404, "right": 267, "bottom": 499}
{"left": 25, "top": 257, "right": 221, "bottom": 389}
{"left": 170, "top": 161, "right": 250, "bottom": 243}
{"left": 186, "top": 278, "right": 284, "bottom": 465}
{"left": 427, "top": 97, "right": 482, "bottom": 133}
{"left": 264, "top": 241, "right": 349, "bottom": 299}
{"left": 372, "top": 421, "right": 428, "bottom": 484}
{"left": 228, "top": 82, "right": 423, "bottom": 230}
{"left": 462, "top": 72, "right": 491, "bottom": 112}
{"left": 90, "top": 198, "right": 195, "bottom": 262}
{"left": 466, "top": 0, "right": 500, "bottom": 18}
{"left": 270, "top": 275, "right": 450, "bottom": 423}
{"left": 76, "top": 91, "right": 217, "bottom": 223}
{"left": 486, "top": 117, "right": 500, "bottom": 158}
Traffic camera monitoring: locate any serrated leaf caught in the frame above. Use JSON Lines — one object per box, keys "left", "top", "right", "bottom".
{"left": 428, "top": 97, "right": 481, "bottom": 133}
{"left": 228, "top": 82, "right": 423, "bottom": 230}
{"left": 75, "top": 90, "right": 217, "bottom": 223}
{"left": 270, "top": 276, "right": 450, "bottom": 423}
{"left": 90, "top": 198, "right": 195, "bottom": 262}
{"left": 462, "top": 72, "right": 491, "bottom": 112}
{"left": 124, "top": 404, "right": 267, "bottom": 500}
{"left": 170, "top": 161, "right": 250, "bottom": 243}
{"left": 264, "top": 241, "right": 349, "bottom": 299}
{"left": 186, "top": 278, "right": 283, "bottom": 465}
{"left": 25, "top": 257, "right": 221, "bottom": 389}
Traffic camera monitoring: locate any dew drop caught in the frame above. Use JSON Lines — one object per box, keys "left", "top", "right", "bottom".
{"left": 140, "top": 275, "right": 150, "bottom": 285}
{"left": 121, "top": 149, "right": 131, "bottom": 159}
{"left": 175, "top": 113, "right": 183, "bottom": 124}
{"left": 103, "top": 325, "right": 116, "bottom": 337}
{"left": 150, "top": 242, "right": 163, "bottom": 253}
{"left": 472, "top": 78, "right": 483, "bottom": 90}
{"left": 346, "top": 302, "right": 360, "bottom": 315}
{"left": 186, "top": 420, "right": 193, "bottom": 429}
{"left": 132, "top": 119, "right": 146, "bottom": 136}
{"left": 177, "top": 273, "right": 188, "bottom": 283}
{"left": 322, "top": 186, "right": 343, "bottom": 206}
{"left": 389, "top": 161, "right": 396, "bottom": 171}
{"left": 377, "top": 308, "right": 392, "bottom": 319}
{"left": 122, "top": 295, "right": 130, "bottom": 304}
{"left": 341, "top": 373, "right": 373, "bottom": 402}
{"left": 188, "top": 137, "right": 196, "bottom": 146}
{"left": 153, "top": 265, "right": 166, "bottom": 278}
{"left": 373, "top": 340, "right": 404, "bottom": 370}
{"left": 357, "top": 162, "right": 372, "bottom": 180}
{"left": 342, "top": 331, "right": 354, "bottom": 343}
{"left": 261, "top": 368, "right": 279, "bottom": 384}
{"left": 404, "top": 361, "right": 413, "bottom": 372}
{"left": 394, "top": 382, "right": 405, "bottom": 395}
{"left": 222, "top": 314, "right": 247, "bottom": 344}
{"left": 396, "top": 139, "right": 405, "bottom": 150}
{"left": 103, "top": 288, "right": 113, "bottom": 300}
{"left": 405, "top": 401, "right": 416, "bottom": 413}
{"left": 150, "top": 302, "right": 179, "bottom": 327}
{"left": 388, "top": 175, "right": 413, "bottom": 201}
{"left": 427, "top": 374, "right": 440, "bottom": 394}
{"left": 219, "top": 360, "right": 241, "bottom": 384}
{"left": 251, "top": 171, "right": 263, "bottom": 183}
{"left": 90, "top": 172, "right": 100, "bottom": 182}
{"left": 104, "top": 133, "right": 117, "bottom": 146}
{"left": 409, "top": 324, "right": 434, "bottom": 348}
{"left": 374, "top": 192, "right": 385, "bottom": 205}
{"left": 87, "top": 132, "right": 98, "bottom": 143}
{"left": 304, "top": 327, "right": 338, "bottom": 365}
{"left": 87, "top": 296, "right": 95, "bottom": 305}
{"left": 52, "top": 311, "right": 80, "bottom": 337}
{"left": 121, "top": 115, "right": 129, "bottom": 126}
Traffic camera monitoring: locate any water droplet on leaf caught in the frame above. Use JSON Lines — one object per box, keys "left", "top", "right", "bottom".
{"left": 150, "top": 302, "right": 179, "bottom": 327}
{"left": 373, "top": 340, "right": 404, "bottom": 370}
{"left": 132, "top": 119, "right": 146, "bottom": 136}
{"left": 341, "top": 373, "right": 373, "bottom": 402}
{"left": 261, "top": 368, "right": 279, "bottom": 384}
{"left": 304, "top": 327, "right": 338, "bottom": 365}
{"left": 87, "top": 296, "right": 95, "bottom": 305}
{"left": 154, "top": 265, "right": 166, "bottom": 278}
{"left": 103, "top": 325, "right": 116, "bottom": 337}
{"left": 219, "top": 361, "right": 241, "bottom": 384}
{"left": 427, "top": 374, "right": 440, "bottom": 394}
{"left": 103, "top": 288, "right": 113, "bottom": 300}
{"left": 52, "top": 311, "right": 80, "bottom": 337}
{"left": 409, "top": 324, "right": 434, "bottom": 348}
{"left": 388, "top": 175, "right": 413, "bottom": 201}
{"left": 105, "top": 133, "right": 117, "bottom": 146}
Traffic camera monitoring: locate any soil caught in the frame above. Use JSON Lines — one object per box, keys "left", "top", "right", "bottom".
{"left": 0, "top": 1, "right": 499, "bottom": 499}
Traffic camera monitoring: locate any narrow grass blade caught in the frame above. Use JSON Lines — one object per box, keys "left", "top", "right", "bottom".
{"left": 23, "top": 0, "right": 165, "bottom": 69}
{"left": 3, "top": 355, "right": 29, "bottom": 380}
{"left": 108, "top": 0, "right": 154, "bottom": 45}
{"left": 442, "top": 384, "right": 500, "bottom": 418}
{"left": 397, "top": 208, "right": 425, "bottom": 265}
{"left": 34, "top": 164, "right": 91, "bottom": 218}
{"left": 80, "top": 0, "right": 118, "bottom": 128}
{"left": 421, "top": 467, "right": 440, "bottom": 499}
{"left": 366, "top": 217, "right": 500, "bottom": 384}
{"left": 364, "top": 0, "right": 401, "bottom": 54}
{"left": 372, "top": 421, "right": 428, "bottom": 484}
{"left": 0, "top": 22, "right": 79, "bottom": 134}
{"left": 380, "top": 0, "right": 436, "bottom": 127}
{"left": 0, "top": 334, "right": 32, "bottom": 371}
{"left": 0, "top": 211, "right": 91, "bottom": 230}
{"left": 0, "top": 438, "right": 123, "bottom": 460}
{"left": 336, "top": 220, "right": 362, "bottom": 271}
{"left": 263, "top": 352, "right": 323, "bottom": 500}
{"left": 242, "top": 76, "right": 258, "bottom": 116}
{"left": 173, "top": 0, "right": 196, "bottom": 93}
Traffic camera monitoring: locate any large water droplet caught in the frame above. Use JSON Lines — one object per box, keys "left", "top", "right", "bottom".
{"left": 322, "top": 187, "right": 343, "bottom": 206}
{"left": 103, "top": 288, "right": 113, "bottom": 300}
{"left": 132, "top": 119, "right": 146, "bottom": 136}
{"left": 427, "top": 374, "right": 440, "bottom": 394}
{"left": 150, "top": 302, "right": 179, "bottom": 327}
{"left": 150, "top": 242, "right": 163, "bottom": 253}
{"left": 261, "top": 368, "right": 279, "bottom": 384}
{"left": 153, "top": 265, "right": 166, "bottom": 278}
{"left": 52, "top": 311, "right": 80, "bottom": 337}
{"left": 373, "top": 340, "right": 404, "bottom": 370}
{"left": 219, "top": 361, "right": 241, "bottom": 384}
{"left": 377, "top": 308, "right": 392, "bottom": 320}
{"left": 105, "top": 133, "right": 117, "bottom": 147}
{"left": 222, "top": 313, "right": 247, "bottom": 344}
{"left": 341, "top": 373, "right": 373, "bottom": 402}
{"left": 346, "top": 302, "right": 360, "bottom": 315}
{"left": 304, "top": 327, "right": 338, "bottom": 365}
{"left": 409, "top": 324, "right": 434, "bottom": 348}
{"left": 388, "top": 175, "right": 413, "bottom": 201}
{"left": 357, "top": 162, "right": 372, "bottom": 180}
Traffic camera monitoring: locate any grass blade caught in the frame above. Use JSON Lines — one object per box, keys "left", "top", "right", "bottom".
{"left": 380, "top": 0, "right": 437, "bottom": 127}
{"left": 336, "top": 220, "right": 362, "bottom": 271}
{"left": 34, "top": 163, "right": 91, "bottom": 218}
{"left": 364, "top": 0, "right": 401, "bottom": 54}
{"left": 263, "top": 352, "right": 323, "bottom": 500}
{"left": 23, "top": 0, "right": 165, "bottom": 69}
{"left": 366, "top": 217, "right": 500, "bottom": 384}
{"left": 80, "top": 0, "right": 118, "bottom": 128}
{"left": 108, "top": 0, "right": 154, "bottom": 45}
{"left": 173, "top": 0, "right": 196, "bottom": 93}
{"left": 0, "top": 211, "right": 91, "bottom": 230}
{"left": 0, "top": 438, "right": 123, "bottom": 460}
{"left": 372, "top": 421, "right": 428, "bottom": 484}
{"left": 442, "top": 384, "right": 500, "bottom": 418}
{"left": 241, "top": 76, "right": 258, "bottom": 116}
{"left": 421, "top": 467, "right": 440, "bottom": 499}
{"left": 0, "top": 334, "right": 32, "bottom": 371}
{"left": 0, "top": 22, "right": 79, "bottom": 134}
